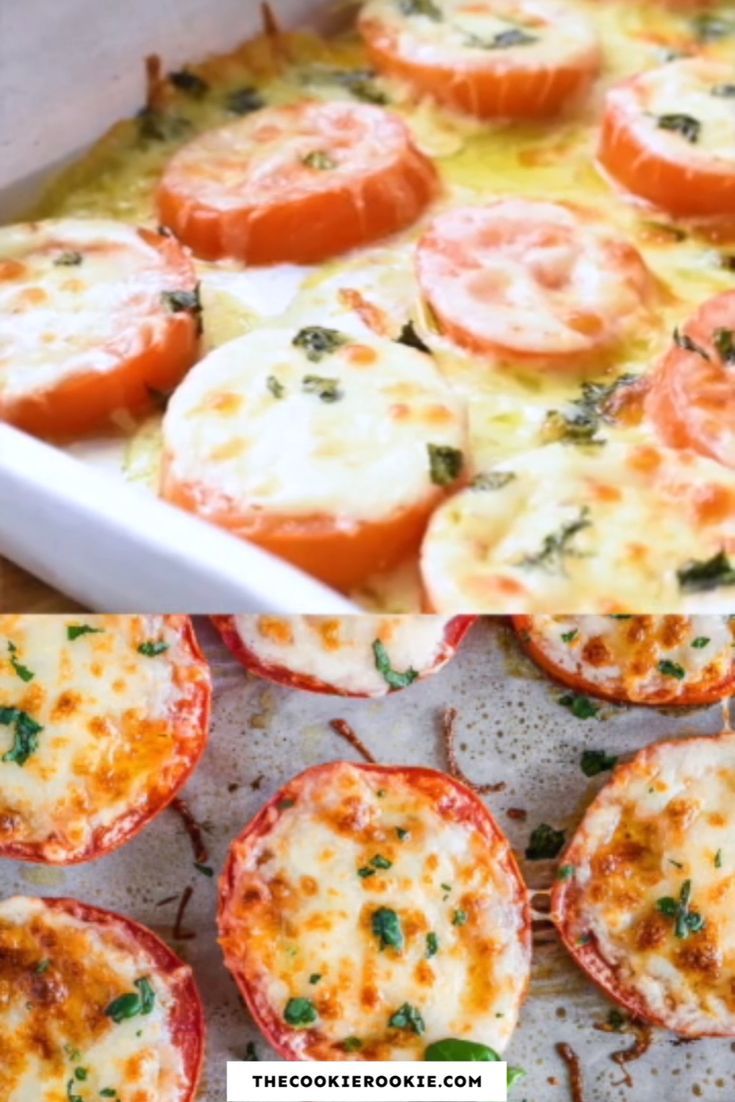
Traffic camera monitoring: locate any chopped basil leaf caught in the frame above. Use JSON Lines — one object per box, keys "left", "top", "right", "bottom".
{"left": 452, "top": 909, "right": 468, "bottom": 926}
{"left": 302, "top": 149, "right": 337, "bottom": 170}
{"left": 678, "top": 550, "right": 735, "bottom": 593}
{"left": 426, "top": 931, "right": 439, "bottom": 957}
{"left": 715, "top": 849, "right": 723, "bottom": 868}
{"left": 358, "top": 865, "right": 376, "bottom": 879}
{"left": 169, "top": 68, "right": 209, "bottom": 97}
{"left": 561, "top": 629, "right": 578, "bottom": 643}
{"left": 427, "top": 443, "right": 464, "bottom": 486}
{"left": 581, "top": 749, "right": 618, "bottom": 776}
{"left": 67, "top": 1081, "right": 83, "bottom": 1102}
{"left": 691, "top": 636, "right": 710, "bottom": 649}
{"left": 373, "top": 638, "right": 419, "bottom": 691}
{"left": 669, "top": 858, "right": 684, "bottom": 869}
{"left": 557, "top": 865, "right": 575, "bottom": 881}
{"left": 340, "top": 1036, "right": 363, "bottom": 1052}
{"left": 656, "top": 879, "right": 706, "bottom": 939}
{"left": 53, "top": 250, "right": 82, "bottom": 267}
{"left": 507, "top": 1066, "right": 526, "bottom": 1088}
{"left": 399, "top": 0, "right": 442, "bottom": 19}
{"left": 397, "top": 320, "right": 431, "bottom": 354}
{"left": 673, "top": 327, "right": 710, "bottom": 360}
{"left": 302, "top": 66, "right": 388, "bottom": 104}
{"left": 543, "top": 374, "right": 639, "bottom": 447}
{"left": 302, "top": 374, "right": 342, "bottom": 402}
{"left": 161, "top": 287, "right": 202, "bottom": 318}
{"left": 35, "top": 958, "right": 51, "bottom": 973}
{"left": 0, "top": 708, "right": 43, "bottom": 766}
{"left": 194, "top": 862, "right": 214, "bottom": 877}
{"left": 137, "top": 108, "right": 192, "bottom": 143}
{"left": 526, "top": 823, "right": 566, "bottom": 861}
{"left": 100, "top": 1091, "right": 119, "bottom": 1099}
{"left": 608, "top": 1008, "right": 627, "bottom": 1031}
{"left": 371, "top": 854, "right": 392, "bottom": 870}
{"left": 559, "top": 693, "right": 600, "bottom": 720}
{"left": 74, "top": 1068, "right": 88, "bottom": 1081}
{"left": 7, "top": 642, "right": 34, "bottom": 682}
{"left": 67, "top": 624, "right": 103, "bottom": 641}
{"left": 657, "top": 114, "right": 700, "bottom": 143}
{"left": 472, "top": 470, "right": 516, "bottom": 491}
{"left": 714, "top": 327, "right": 735, "bottom": 364}
{"left": 293, "top": 326, "right": 348, "bottom": 362}
{"left": 712, "top": 83, "right": 735, "bottom": 99}
{"left": 658, "top": 659, "right": 685, "bottom": 680}
{"left": 284, "top": 997, "right": 318, "bottom": 1027}
{"left": 266, "top": 375, "right": 286, "bottom": 399}
{"left": 309, "top": 973, "right": 322, "bottom": 985}
{"left": 226, "top": 86, "right": 266, "bottom": 114}
{"left": 396, "top": 827, "right": 410, "bottom": 841}
{"left": 388, "top": 1002, "right": 425, "bottom": 1034}
{"left": 372, "top": 907, "right": 404, "bottom": 951}
{"left": 467, "top": 27, "right": 537, "bottom": 49}
{"left": 105, "top": 976, "right": 156, "bottom": 1023}
{"left": 138, "top": 641, "right": 169, "bottom": 657}
{"left": 425, "top": 1037, "right": 501, "bottom": 1060}
{"left": 519, "top": 508, "right": 592, "bottom": 573}
{"left": 692, "top": 13, "right": 734, "bottom": 41}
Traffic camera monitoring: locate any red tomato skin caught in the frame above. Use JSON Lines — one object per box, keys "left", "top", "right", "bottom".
{"left": 0, "top": 616, "right": 211, "bottom": 865}
{"left": 512, "top": 615, "right": 735, "bottom": 707}
{"left": 210, "top": 615, "right": 477, "bottom": 697}
{"left": 551, "top": 733, "right": 735, "bottom": 1038}
{"left": 42, "top": 896, "right": 206, "bottom": 1092}
{"left": 218, "top": 760, "right": 531, "bottom": 1060}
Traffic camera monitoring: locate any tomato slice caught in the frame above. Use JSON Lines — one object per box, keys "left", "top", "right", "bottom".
{"left": 161, "top": 325, "right": 467, "bottom": 591}
{"left": 512, "top": 614, "right": 735, "bottom": 705}
{"left": 218, "top": 760, "right": 531, "bottom": 1060}
{"left": 157, "top": 100, "right": 438, "bottom": 264}
{"left": 552, "top": 733, "right": 735, "bottom": 1037}
{"left": 415, "top": 199, "right": 652, "bottom": 363}
{"left": 0, "top": 615, "right": 211, "bottom": 864}
{"left": 420, "top": 442, "right": 735, "bottom": 613}
{"left": 359, "top": 0, "right": 601, "bottom": 119}
{"left": 599, "top": 57, "right": 735, "bottom": 218}
{"left": 0, "top": 219, "right": 200, "bottom": 440}
{"left": 211, "top": 614, "right": 476, "bottom": 696}
{"left": 647, "top": 290, "right": 735, "bottom": 469}
{"left": 0, "top": 895, "right": 205, "bottom": 1100}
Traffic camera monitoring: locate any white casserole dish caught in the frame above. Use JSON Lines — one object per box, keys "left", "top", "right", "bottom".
{"left": 0, "top": 0, "right": 358, "bottom": 612}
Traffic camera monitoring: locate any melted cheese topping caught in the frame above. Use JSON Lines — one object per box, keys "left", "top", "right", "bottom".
{"left": 0, "top": 896, "right": 189, "bottom": 1102}
{"left": 557, "top": 734, "right": 735, "bottom": 1035}
{"left": 163, "top": 325, "right": 465, "bottom": 523}
{"left": 0, "top": 220, "right": 190, "bottom": 399}
{"left": 360, "top": 0, "right": 600, "bottom": 72}
{"left": 522, "top": 614, "right": 735, "bottom": 702}
{"left": 0, "top": 615, "right": 207, "bottom": 862}
{"left": 24, "top": 2, "right": 735, "bottom": 610}
{"left": 420, "top": 442, "right": 735, "bottom": 613}
{"left": 233, "top": 614, "right": 456, "bottom": 694}
{"left": 610, "top": 58, "right": 735, "bottom": 167}
{"left": 220, "top": 763, "right": 529, "bottom": 1059}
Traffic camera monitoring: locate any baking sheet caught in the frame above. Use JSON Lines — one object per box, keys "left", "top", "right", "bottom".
{"left": 2, "top": 615, "right": 733, "bottom": 1101}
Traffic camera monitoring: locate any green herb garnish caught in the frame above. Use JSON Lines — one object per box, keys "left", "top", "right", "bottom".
{"left": 472, "top": 470, "right": 516, "bottom": 491}
{"left": 67, "top": 624, "right": 103, "bottom": 641}
{"left": 581, "top": 749, "right": 618, "bottom": 776}
{"left": 0, "top": 708, "right": 43, "bottom": 766}
{"left": 388, "top": 1002, "right": 425, "bottom": 1034}
{"left": 397, "top": 321, "right": 431, "bottom": 354}
{"left": 53, "top": 251, "right": 83, "bottom": 267}
{"left": 373, "top": 638, "right": 419, "bottom": 691}
{"left": 678, "top": 550, "right": 735, "bottom": 593}
{"left": 714, "top": 327, "right": 735, "bottom": 364}
{"left": 284, "top": 997, "right": 318, "bottom": 1027}
{"left": 169, "top": 68, "right": 209, "bottom": 96}
{"left": 452, "top": 909, "right": 468, "bottom": 926}
{"left": 656, "top": 880, "right": 706, "bottom": 939}
{"left": 293, "top": 326, "right": 348, "bottom": 363}
{"left": 226, "top": 87, "right": 266, "bottom": 114}
{"left": 399, "top": 0, "right": 442, "bottom": 18}
{"left": 673, "top": 328, "right": 710, "bottom": 360}
{"left": 561, "top": 629, "right": 578, "bottom": 643}
{"left": 340, "top": 1036, "right": 363, "bottom": 1052}
{"left": 691, "top": 636, "right": 710, "bottom": 649}
{"left": 657, "top": 114, "right": 701, "bottom": 143}
{"left": 138, "top": 641, "right": 169, "bottom": 657}
{"left": 526, "top": 823, "right": 566, "bottom": 861}
{"left": 559, "top": 693, "right": 600, "bottom": 720}
{"left": 302, "top": 374, "right": 342, "bottom": 402}
{"left": 426, "top": 932, "right": 438, "bottom": 957}
{"left": 266, "top": 375, "right": 286, "bottom": 399}
{"left": 557, "top": 865, "right": 576, "bottom": 881}
{"left": 519, "top": 508, "right": 592, "bottom": 573}
{"left": 427, "top": 444, "right": 464, "bottom": 487}
{"left": 7, "top": 642, "right": 33, "bottom": 682}
{"left": 302, "top": 149, "right": 337, "bottom": 170}
{"left": 658, "top": 659, "right": 686, "bottom": 680}
{"left": 105, "top": 976, "right": 156, "bottom": 1023}
{"left": 372, "top": 907, "right": 404, "bottom": 951}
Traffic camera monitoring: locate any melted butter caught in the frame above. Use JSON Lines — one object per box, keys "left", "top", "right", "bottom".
{"left": 25, "top": 1, "right": 735, "bottom": 610}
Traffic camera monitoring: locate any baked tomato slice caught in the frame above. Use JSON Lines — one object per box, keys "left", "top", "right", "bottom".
{"left": 552, "top": 732, "right": 735, "bottom": 1037}
{"left": 161, "top": 325, "right": 467, "bottom": 592}
{"left": 599, "top": 58, "right": 735, "bottom": 218}
{"left": 359, "top": 0, "right": 601, "bottom": 119}
{"left": 420, "top": 442, "right": 735, "bottom": 613}
{"left": 218, "top": 761, "right": 531, "bottom": 1060}
{"left": 0, "top": 219, "right": 200, "bottom": 440}
{"left": 512, "top": 615, "right": 735, "bottom": 705}
{"left": 211, "top": 614, "right": 477, "bottom": 697}
{"left": 0, "top": 615, "right": 210, "bottom": 864}
{"left": 416, "top": 200, "right": 652, "bottom": 364}
{"left": 0, "top": 895, "right": 205, "bottom": 1099}
{"left": 647, "top": 291, "right": 735, "bottom": 470}
{"left": 157, "top": 100, "right": 438, "bottom": 264}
